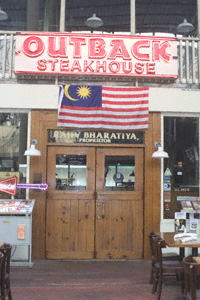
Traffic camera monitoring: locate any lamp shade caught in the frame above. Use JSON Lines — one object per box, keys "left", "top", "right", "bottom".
{"left": 24, "top": 144, "right": 41, "bottom": 156}
{"left": 0, "top": 8, "right": 8, "bottom": 21}
{"left": 85, "top": 13, "right": 103, "bottom": 28}
{"left": 129, "top": 171, "right": 135, "bottom": 176}
{"left": 177, "top": 19, "right": 194, "bottom": 34}
{"left": 152, "top": 146, "right": 169, "bottom": 158}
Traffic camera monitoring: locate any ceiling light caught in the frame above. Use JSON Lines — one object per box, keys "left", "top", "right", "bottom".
{"left": 152, "top": 142, "right": 169, "bottom": 159}
{"left": 85, "top": 13, "right": 103, "bottom": 28}
{"left": 24, "top": 139, "right": 41, "bottom": 156}
{"left": 177, "top": 19, "right": 194, "bottom": 34}
{"left": 0, "top": 7, "right": 8, "bottom": 21}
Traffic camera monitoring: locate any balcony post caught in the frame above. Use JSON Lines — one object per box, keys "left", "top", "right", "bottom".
{"left": 60, "top": 0, "right": 66, "bottom": 32}
{"left": 130, "top": 0, "right": 136, "bottom": 34}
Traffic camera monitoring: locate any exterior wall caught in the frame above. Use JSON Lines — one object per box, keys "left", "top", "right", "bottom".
{"left": 0, "top": 83, "right": 199, "bottom": 259}
{"left": 24, "top": 110, "right": 160, "bottom": 259}
{"left": 150, "top": 88, "right": 200, "bottom": 113}
{"left": 0, "top": 84, "right": 200, "bottom": 113}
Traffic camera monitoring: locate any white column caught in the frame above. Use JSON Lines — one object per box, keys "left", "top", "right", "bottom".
{"left": 60, "top": 0, "right": 66, "bottom": 32}
{"left": 197, "top": 0, "right": 200, "bottom": 38}
{"left": 130, "top": 0, "right": 136, "bottom": 34}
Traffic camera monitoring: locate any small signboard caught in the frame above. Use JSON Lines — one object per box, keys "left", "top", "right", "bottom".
{"left": 48, "top": 129, "right": 144, "bottom": 144}
{"left": 164, "top": 183, "right": 171, "bottom": 191}
{"left": 175, "top": 211, "right": 186, "bottom": 232}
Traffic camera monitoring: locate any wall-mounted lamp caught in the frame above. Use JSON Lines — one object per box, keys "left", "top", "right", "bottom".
{"left": 24, "top": 139, "right": 41, "bottom": 156}
{"left": 85, "top": 13, "right": 103, "bottom": 28}
{"left": 152, "top": 142, "right": 169, "bottom": 158}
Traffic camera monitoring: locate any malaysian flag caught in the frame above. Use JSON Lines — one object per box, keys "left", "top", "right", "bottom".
{"left": 57, "top": 85, "right": 149, "bottom": 129}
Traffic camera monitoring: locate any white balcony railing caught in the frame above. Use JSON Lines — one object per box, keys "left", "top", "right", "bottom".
{"left": 0, "top": 31, "right": 200, "bottom": 87}
{"left": 177, "top": 37, "right": 200, "bottom": 85}
{"left": 0, "top": 32, "right": 16, "bottom": 80}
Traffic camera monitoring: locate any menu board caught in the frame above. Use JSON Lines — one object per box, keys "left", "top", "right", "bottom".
{"left": 177, "top": 196, "right": 200, "bottom": 213}
{"left": 192, "top": 201, "right": 200, "bottom": 212}
{"left": 0, "top": 199, "right": 35, "bottom": 214}
{"left": 180, "top": 200, "right": 194, "bottom": 211}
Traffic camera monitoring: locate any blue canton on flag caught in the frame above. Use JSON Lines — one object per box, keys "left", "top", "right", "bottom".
{"left": 59, "top": 85, "right": 102, "bottom": 108}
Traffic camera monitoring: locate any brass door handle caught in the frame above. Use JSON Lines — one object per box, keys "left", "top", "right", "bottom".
{"left": 102, "top": 203, "right": 105, "bottom": 219}
{"left": 85, "top": 202, "right": 89, "bottom": 219}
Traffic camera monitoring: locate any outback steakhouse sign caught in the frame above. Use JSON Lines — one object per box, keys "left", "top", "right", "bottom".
{"left": 15, "top": 32, "right": 178, "bottom": 78}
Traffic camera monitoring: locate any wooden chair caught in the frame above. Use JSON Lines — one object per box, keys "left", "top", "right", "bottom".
{"left": 0, "top": 244, "right": 12, "bottom": 300}
{"left": 183, "top": 255, "right": 200, "bottom": 300}
{"left": 149, "top": 232, "right": 182, "bottom": 284}
{"left": 0, "top": 252, "right": 4, "bottom": 297}
{"left": 151, "top": 236, "right": 184, "bottom": 300}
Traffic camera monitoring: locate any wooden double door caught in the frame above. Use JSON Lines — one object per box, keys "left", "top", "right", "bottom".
{"left": 46, "top": 146, "right": 144, "bottom": 259}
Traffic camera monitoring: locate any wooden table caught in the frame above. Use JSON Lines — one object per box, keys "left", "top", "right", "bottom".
{"left": 158, "top": 232, "right": 200, "bottom": 257}
{"left": 193, "top": 257, "right": 200, "bottom": 263}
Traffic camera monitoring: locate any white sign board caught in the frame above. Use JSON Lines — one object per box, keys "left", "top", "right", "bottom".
{"left": 15, "top": 32, "right": 178, "bottom": 78}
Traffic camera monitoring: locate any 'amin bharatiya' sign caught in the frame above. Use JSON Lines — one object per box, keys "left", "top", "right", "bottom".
{"left": 48, "top": 130, "right": 144, "bottom": 144}
{"left": 15, "top": 32, "right": 178, "bottom": 78}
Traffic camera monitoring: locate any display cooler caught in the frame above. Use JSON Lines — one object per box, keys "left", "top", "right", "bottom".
{"left": 0, "top": 199, "right": 35, "bottom": 267}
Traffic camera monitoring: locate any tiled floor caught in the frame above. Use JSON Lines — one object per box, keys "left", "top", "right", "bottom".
{"left": 10, "top": 260, "right": 184, "bottom": 300}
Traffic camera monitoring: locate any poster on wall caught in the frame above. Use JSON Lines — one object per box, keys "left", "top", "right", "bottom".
{"left": 174, "top": 212, "right": 186, "bottom": 232}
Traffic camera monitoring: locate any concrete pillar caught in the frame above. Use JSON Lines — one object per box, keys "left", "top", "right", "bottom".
{"left": 27, "top": 0, "right": 40, "bottom": 31}
{"left": 19, "top": 114, "right": 28, "bottom": 165}
{"left": 197, "top": 0, "right": 200, "bottom": 38}
{"left": 44, "top": 0, "right": 57, "bottom": 31}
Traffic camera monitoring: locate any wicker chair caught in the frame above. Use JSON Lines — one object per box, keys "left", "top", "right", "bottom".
{"left": 0, "top": 252, "right": 4, "bottom": 298}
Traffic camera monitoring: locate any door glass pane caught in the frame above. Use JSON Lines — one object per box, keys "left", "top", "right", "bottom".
{"left": 55, "top": 154, "right": 86, "bottom": 190}
{"left": 0, "top": 113, "right": 28, "bottom": 199}
{"left": 104, "top": 155, "right": 135, "bottom": 191}
{"left": 164, "top": 117, "right": 199, "bottom": 219}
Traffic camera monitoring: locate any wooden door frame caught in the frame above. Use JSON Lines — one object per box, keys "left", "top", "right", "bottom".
{"left": 29, "top": 110, "right": 161, "bottom": 259}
